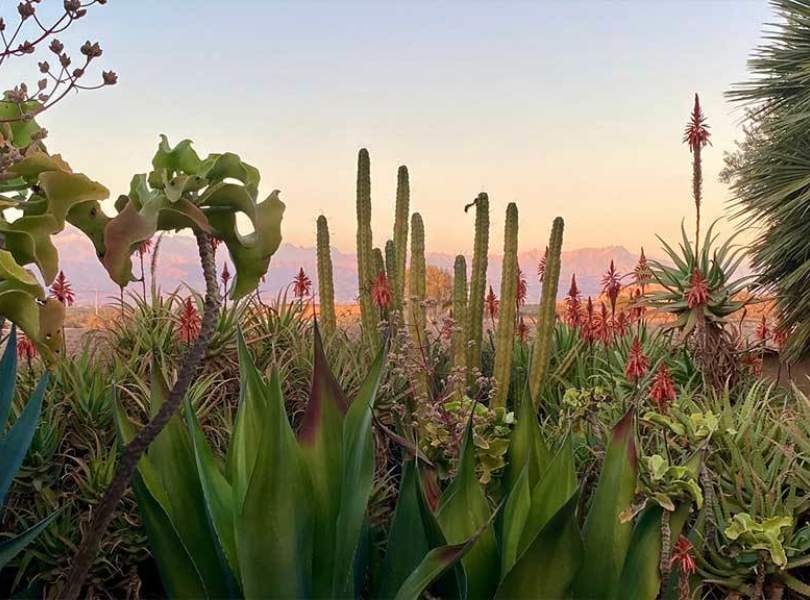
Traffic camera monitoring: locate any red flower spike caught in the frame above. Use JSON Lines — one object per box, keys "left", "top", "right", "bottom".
{"left": 630, "top": 287, "right": 646, "bottom": 321}
{"left": 293, "top": 267, "right": 311, "bottom": 299}
{"left": 615, "top": 311, "right": 629, "bottom": 336}
{"left": 17, "top": 334, "right": 36, "bottom": 362}
{"left": 601, "top": 260, "right": 622, "bottom": 315}
{"left": 634, "top": 247, "right": 651, "bottom": 290}
{"left": 565, "top": 274, "right": 582, "bottom": 327}
{"left": 485, "top": 285, "right": 499, "bottom": 321}
{"left": 221, "top": 263, "right": 232, "bottom": 291}
{"left": 177, "top": 297, "right": 201, "bottom": 344}
{"left": 649, "top": 363, "right": 677, "bottom": 412}
{"left": 517, "top": 315, "right": 529, "bottom": 343}
{"left": 685, "top": 269, "right": 710, "bottom": 309}
{"left": 683, "top": 94, "right": 711, "bottom": 152}
{"left": 516, "top": 267, "right": 527, "bottom": 308}
{"left": 136, "top": 238, "right": 153, "bottom": 257}
{"left": 50, "top": 270, "right": 75, "bottom": 307}
{"left": 670, "top": 536, "right": 697, "bottom": 575}
{"left": 371, "top": 271, "right": 392, "bottom": 310}
{"left": 537, "top": 246, "right": 548, "bottom": 283}
{"left": 625, "top": 336, "right": 649, "bottom": 383}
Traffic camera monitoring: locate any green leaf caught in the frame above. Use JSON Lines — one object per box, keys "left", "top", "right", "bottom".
{"left": 436, "top": 417, "right": 499, "bottom": 600}
{"left": 573, "top": 409, "right": 637, "bottom": 599}
{"left": 495, "top": 492, "right": 582, "bottom": 599}
{"left": 235, "top": 365, "right": 307, "bottom": 598}
{"left": 0, "top": 325, "right": 18, "bottom": 428}
{"left": 0, "top": 511, "right": 58, "bottom": 571}
{"left": 502, "top": 389, "right": 550, "bottom": 496}
{"left": 331, "top": 334, "right": 387, "bottom": 596}
{"left": 0, "top": 374, "right": 48, "bottom": 505}
{"left": 500, "top": 465, "right": 530, "bottom": 578}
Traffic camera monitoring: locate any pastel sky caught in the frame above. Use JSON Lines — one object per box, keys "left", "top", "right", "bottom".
{"left": 9, "top": 0, "right": 773, "bottom": 256}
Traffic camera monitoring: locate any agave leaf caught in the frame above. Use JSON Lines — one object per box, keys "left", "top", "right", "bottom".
{"left": 298, "top": 322, "right": 349, "bottom": 597}
{"left": 573, "top": 409, "right": 637, "bottom": 599}
{"left": 499, "top": 465, "right": 531, "bottom": 577}
{"left": 436, "top": 417, "right": 500, "bottom": 600}
{"left": 502, "top": 388, "right": 549, "bottom": 496}
{"left": 186, "top": 404, "right": 241, "bottom": 589}
{"left": 495, "top": 492, "right": 582, "bottom": 599}
{"left": 235, "top": 366, "right": 307, "bottom": 598}
{"left": 0, "top": 374, "right": 48, "bottom": 505}
{"left": 0, "top": 325, "right": 18, "bottom": 428}
{"left": 0, "top": 511, "right": 58, "bottom": 571}
{"left": 331, "top": 334, "right": 387, "bottom": 596}
{"left": 517, "top": 435, "right": 577, "bottom": 557}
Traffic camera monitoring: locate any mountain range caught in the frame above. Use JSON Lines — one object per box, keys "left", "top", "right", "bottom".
{"left": 53, "top": 226, "right": 642, "bottom": 306}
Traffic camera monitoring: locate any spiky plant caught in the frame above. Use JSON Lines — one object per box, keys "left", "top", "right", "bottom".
{"left": 726, "top": 0, "right": 810, "bottom": 359}
{"left": 316, "top": 215, "right": 337, "bottom": 336}
{"left": 408, "top": 212, "right": 429, "bottom": 400}
{"left": 451, "top": 255, "right": 468, "bottom": 399}
{"left": 683, "top": 93, "right": 711, "bottom": 255}
{"left": 492, "top": 202, "right": 518, "bottom": 409}
{"left": 356, "top": 148, "right": 379, "bottom": 348}
{"left": 384, "top": 239, "right": 399, "bottom": 312}
{"left": 529, "top": 217, "right": 564, "bottom": 404}
{"left": 393, "top": 165, "right": 410, "bottom": 310}
{"left": 466, "top": 193, "right": 490, "bottom": 375}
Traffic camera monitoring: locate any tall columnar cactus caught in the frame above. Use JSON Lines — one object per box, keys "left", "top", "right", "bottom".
{"left": 372, "top": 247, "right": 385, "bottom": 281}
{"left": 452, "top": 255, "right": 468, "bottom": 399}
{"left": 409, "top": 213, "right": 427, "bottom": 336}
{"left": 316, "top": 215, "right": 337, "bottom": 337}
{"left": 492, "top": 202, "right": 519, "bottom": 409}
{"left": 393, "top": 165, "right": 410, "bottom": 310}
{"left": 529, "top": 217, "right": 564, "bottom": 405}
{"left": 356, "top": 148, "right": 379, "bottom": 347}
{"left": 466, "top": 193, "right": 490, "bottom": 375}
{"left": 385, "top": 239, "right": 398, "bottom": 305}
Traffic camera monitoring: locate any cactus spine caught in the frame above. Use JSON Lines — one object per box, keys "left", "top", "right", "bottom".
{"left": 409, "top": 213, "right": 427, "bottom": 335}
{"left": 385, "top": 239, "right": 397, "bottom": 306}
{"left": 452, "top": 255, "right": 468, "bottom": 399}
{"left": 529, "top": 217, "right": 564, "bottom": 406}
{"left": 372, "top": 247, "right": 385, "bottom": 281}
{"left": 466, "top": 193, "right": 490, "bottom": 375}
{"left": 356, "top": 148, "right": 379, "bottom": 347}
{"left": 393, "top": 165, "right": 410, "bottom": 311}
{"left": 492, "top": 202, "right": 519, "bottom": 409}
{"left": 316, "top": 215, "right": 337, "bottom": 337}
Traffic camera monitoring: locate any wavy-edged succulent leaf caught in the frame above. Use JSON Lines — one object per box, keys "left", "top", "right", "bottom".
{"left": 495, "top": 492, "right": 583, "bottom": 599}
{"left": 36, "top": 168, "right": 109, "bottom": 227}
{"left": 0, "top": 99, "right": 43, "bottom": 147}
{"left": 65, "top": 200, "right": 110, "bottom": 260}
{"left": 7, "top": 151, "right": 72, "bottom": 178}
{"left": 203, "top": 152, "right": 260, "bottom": 197}
{"left": 207, "top": 190, "right": 284, "bottom": 299}
{"left": 436, "top": 418, "right": 499, "bottom": 600}
{"left": 37, "top": 297, "right": 65, "bottom": 357}
{"left": 0, "top": 214, "right": 60, "bottom": 284}
{"left": 150, "top": 135, "right": 205, "bottom": 184}
{"left": 0, "top": 290, "right": 39, "bottom": 341}
{"left": 574, "top": 408, "right": 638, "bottom": 599}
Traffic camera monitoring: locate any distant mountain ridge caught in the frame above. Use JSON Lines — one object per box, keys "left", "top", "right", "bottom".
{"left": 53, "top": 227, "right": 643, "bottom": 305}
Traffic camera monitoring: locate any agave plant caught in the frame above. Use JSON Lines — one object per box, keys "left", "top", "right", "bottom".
{"left": 384, "top": 390, "right": 702, "bottom": 600}
{"left": 113, "top": 324, "right": 386, "bottom": 598}
{"left": 0, "top": 328, "right": 56, "bottom": 571}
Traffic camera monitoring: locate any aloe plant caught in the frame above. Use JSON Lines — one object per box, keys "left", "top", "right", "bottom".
{"left": 115, "top": 325, "right": 386, "bottom": 598}
{"left": 0, "top": 327, "right": 56, "bottom": 571}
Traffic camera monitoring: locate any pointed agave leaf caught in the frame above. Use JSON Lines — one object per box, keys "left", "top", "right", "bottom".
{"left": 573, "top": 409, "right": 638, "bottom": 599}
{"left": 235, "top": 366, "right": 307, "bottom": 598}
{"left": 500, "top": 465, "right": 531, "bottom": 577}
{"left": 0, "top": 374, "right": 48, "bottom": 505}
{"left": 331, "top": 336, "right": 387, "bottom": 596}
{"left": 436, "top": 418, "right": 499, "bottom": 600}
{"left": 0, "top": 325, "right": 18, "bottom": 428}
{"left": 298, "top": 322, "right": 349, "bottom": 597}
{"left": 502, "top": 388, "right": 549, "bottom": 496}
{"left": 186, "top": 404, "right": 241, "bottom": 590}
{"left": 495, "top": 493, "right": 583, "bottom": 599}
{"left": 517, "top": 435, "right": 577, "bottom": 557}
{"left": 0, "top": 511, "right": 58, "bottom": 570}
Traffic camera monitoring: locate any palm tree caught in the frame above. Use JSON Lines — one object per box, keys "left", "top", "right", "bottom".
{"left": 726, "top": 0, "right": 810, "bottom": 360}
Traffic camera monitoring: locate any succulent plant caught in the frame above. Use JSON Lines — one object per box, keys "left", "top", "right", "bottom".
{"left": 316, "top": 215, "right": 336, "bottom": 336}
{"left": 492, "top": 202, "right": 519, "bottom": 409}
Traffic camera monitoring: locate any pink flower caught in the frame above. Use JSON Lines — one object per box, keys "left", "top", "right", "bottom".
{"left": 565, "top": 274, "right": 582, "bottom": 327}
{"left": 177, "top": 297, "right": 201, "bottom": 344}
{"left": 485, "top": 285, "right": 499, "bottom": 321}
{"left": 686, "top": 269, "right": 710, "bottom": 309}
{"left": 601, "top": 260, "right": 622, "bottom": 315}
{"left": 625, "top": 336, "right": 649, "bottom": 383}
{"left": 50, "top": 271, "right": 75, "bottom": 307}
{"left": 293, "top": 267, "right": 311, "bottom": 299}
{"left": 683, "top": 94, "right": 711, "bottom": 152}
{"left": 371, "top": 272, "right": 392, "bottom": 310}
{"left": 649, "top": 363, "right": 676, "bottom": 412}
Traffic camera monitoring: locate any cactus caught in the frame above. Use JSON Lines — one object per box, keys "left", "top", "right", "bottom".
{"left": 529, "top": 217, "right": 564, "bottom": 405}
{"left": 466, "top": 193, "right": 490, "bottom": 375}
{"left": 452, "top": 255, "right": 468, "bottom": 399}
{"left": 492, "top": 202, "right": 519, "bottom": 409}
{"left": 316, "top": 215, "right": 337, "bottom": 337}
{"left": 385, "top": 239, "right": 398, "bottom": 305}
{"left": 356, "top": 148, "right": 379, "bottom": 347}
{"left": 393, "top": 165, "right": 410, "bottom": 311}
{"left": 408, "top": 212, "right": 430, "bottom": 400}
{"left": 409, "top": 213, "right": 427, "bottom": 336}
{"left": 373, "top": 247, "right": 385, "bottom": 280}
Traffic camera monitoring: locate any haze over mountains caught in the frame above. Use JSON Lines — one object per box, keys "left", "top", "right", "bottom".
{"left": 55, "top": 227, "right": 643, "bottom": 306}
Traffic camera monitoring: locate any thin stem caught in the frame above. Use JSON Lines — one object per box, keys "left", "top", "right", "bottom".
{"left": 63, "top": 230, "right": 220, "bottom": 599}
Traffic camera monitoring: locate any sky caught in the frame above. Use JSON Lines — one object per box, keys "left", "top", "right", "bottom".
{"left": 8, "top": 0, "right": 774, "bottom": 257}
